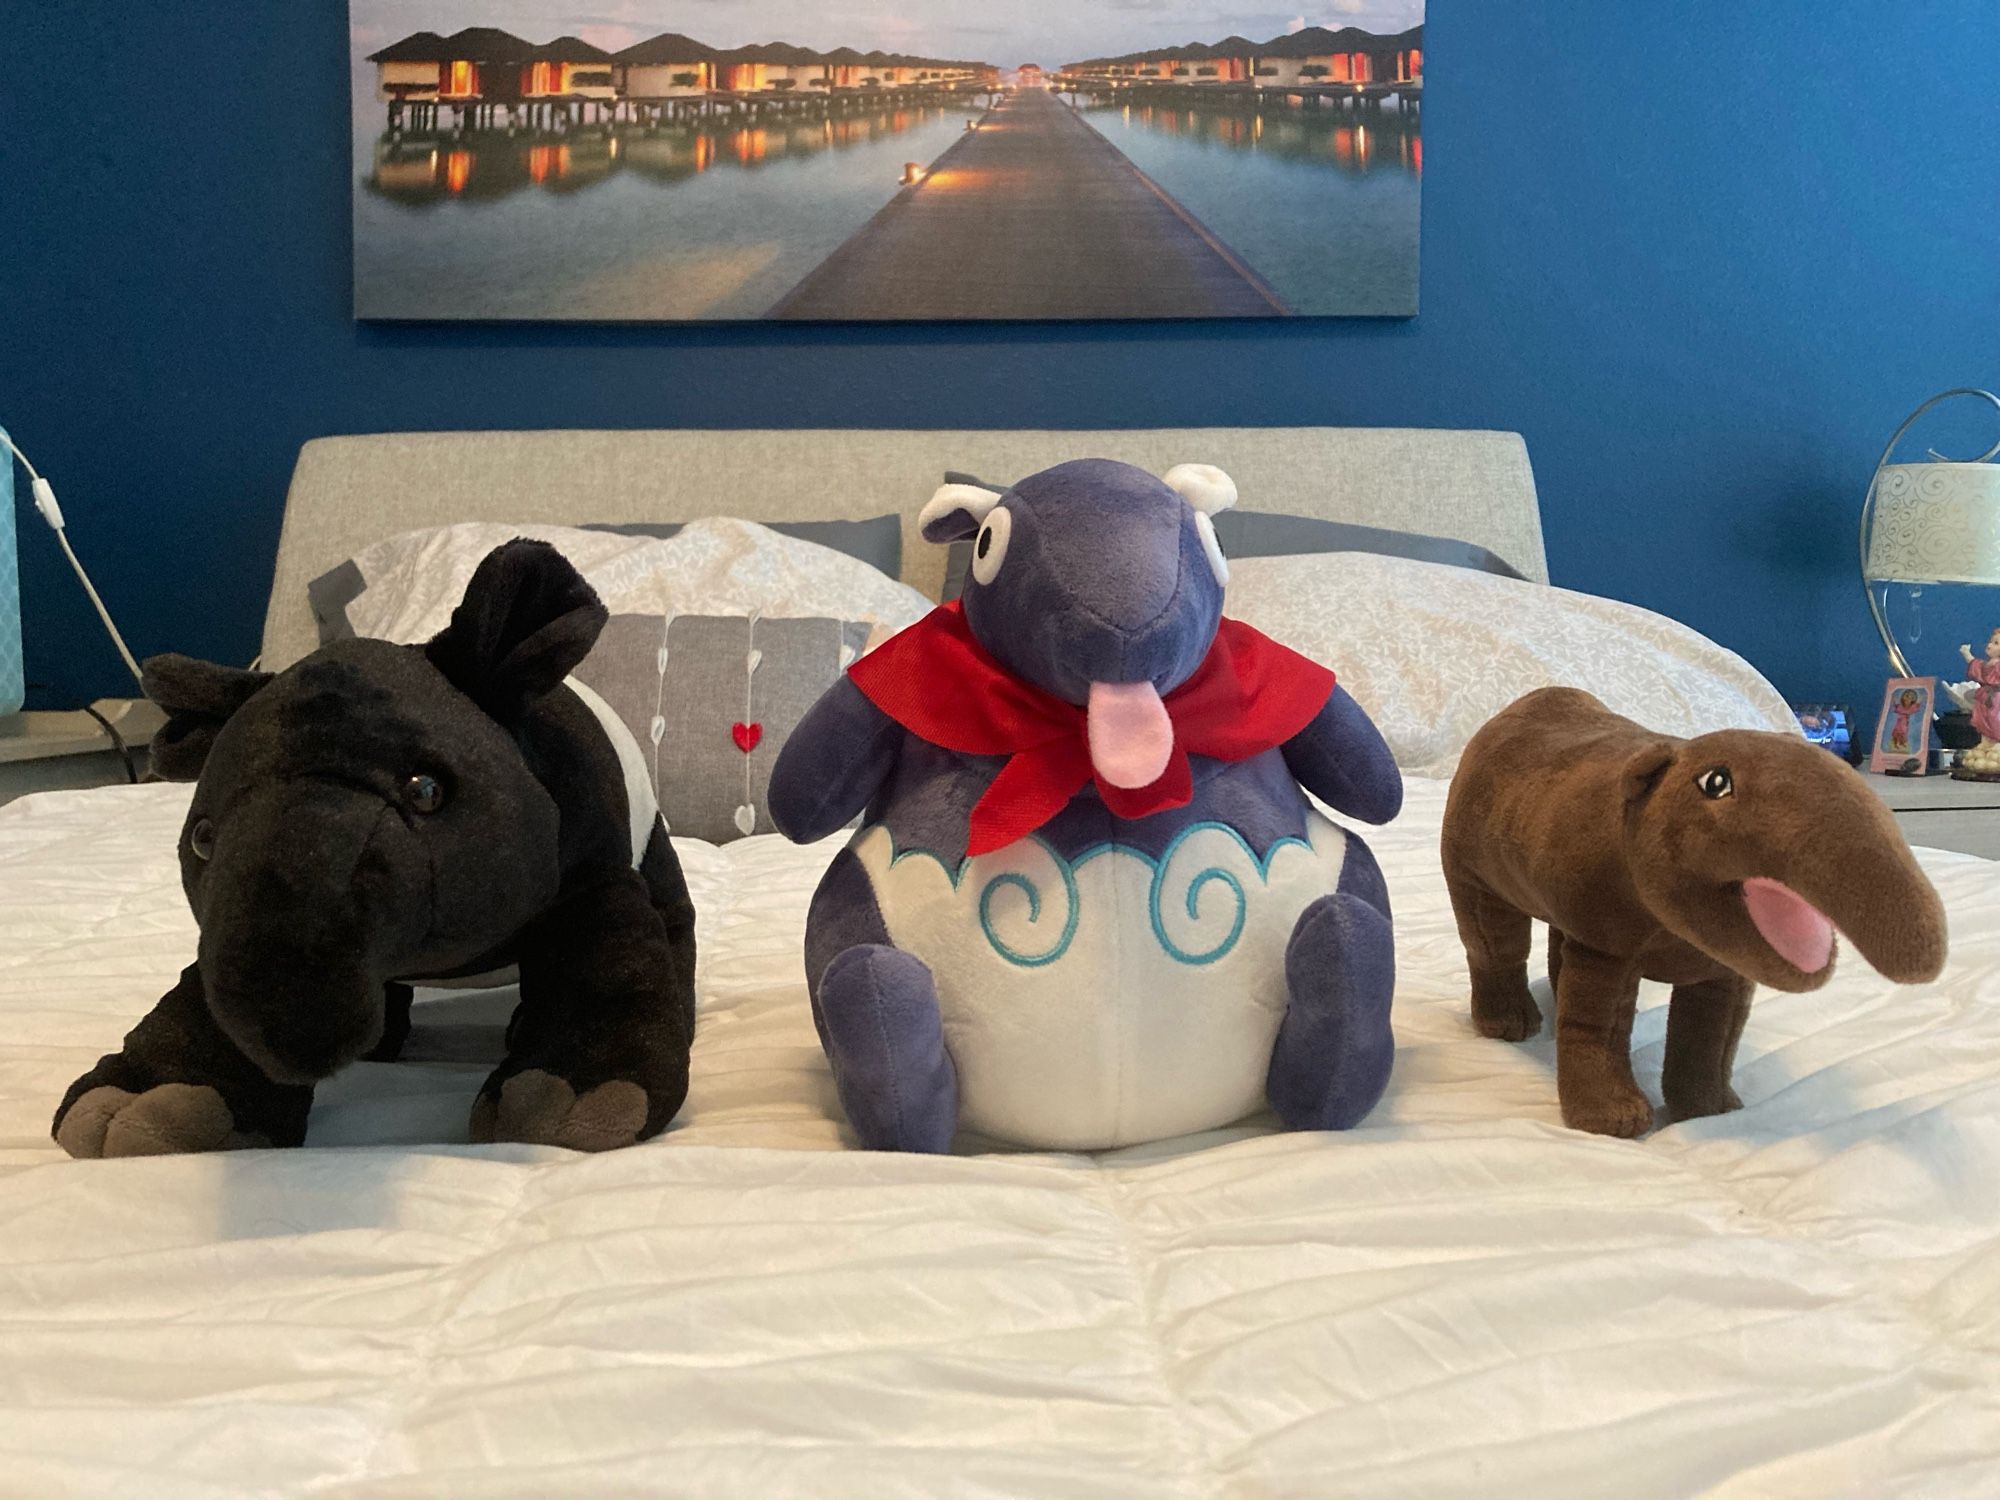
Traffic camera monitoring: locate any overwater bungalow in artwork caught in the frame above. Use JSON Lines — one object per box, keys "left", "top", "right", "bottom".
{"left": 1064, "top": 24, "right": 1422, "bottom": 97}
{"left": 435, "top": 26, "right": 533, "bottom": 102}
{"left": 369, "top": 27, "right": 998, "bottom": 124}
{"left": 613, "top": 34, "right": 718, "bottom": 99}
{"left": 816, "top": 47, "right": 867, "bottom": 91}
{"left": 872, "top": 52, "right": 918, "bottom": 87}
{"left": 366, "top": 25, "right": 572, "bottom": 125}
{"left": 369, "top": 30, "right": 452, "bottom": 102}
{"left": 1257, "top": 26, "right": 1423, "bottom": 86}
{"left": 524, "top": 36, "right": 616, "bottom": 102}
{"left": 1199, "top": 40, "right": 1257, "bottom": 83}
{"left": 758, "top": 44, "right": 831, "bottom": 92}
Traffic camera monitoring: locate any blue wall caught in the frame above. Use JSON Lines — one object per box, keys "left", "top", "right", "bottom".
{"left": 2, "top": 2, "right": 1995, "bottom": 723}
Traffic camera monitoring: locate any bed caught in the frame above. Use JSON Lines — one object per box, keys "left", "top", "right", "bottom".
{"left": 2, "top": 429, "right": 1996, "bottom": 1497}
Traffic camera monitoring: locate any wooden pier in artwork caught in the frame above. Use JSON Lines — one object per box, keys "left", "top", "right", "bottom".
{"left": 768, "top": 88, "right": 1288, "bottom": 321}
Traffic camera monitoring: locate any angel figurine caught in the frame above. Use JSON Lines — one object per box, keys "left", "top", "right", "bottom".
{"left": 1952, "top": 628, "right": 2000, "bottom": 777}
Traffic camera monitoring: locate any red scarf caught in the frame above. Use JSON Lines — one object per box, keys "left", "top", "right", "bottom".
{"left": 849, "top": 602, "right": 1335, "bottom": 856}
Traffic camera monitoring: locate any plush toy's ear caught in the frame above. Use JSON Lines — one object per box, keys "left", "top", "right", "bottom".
{"left": 1620, "top": 739, "right": 1678, "bottom": 806}
{"left": 143, "top": 654, "right": 274, "bottom": 781}
{"left": 920, "top": 481, "right": 1004, "bottom": 543}
{"left": 425, "top": 540, "right": 607, "bottom": 724}
{"left": 1163, "top": 463, "right": 1238, "bottom": 515}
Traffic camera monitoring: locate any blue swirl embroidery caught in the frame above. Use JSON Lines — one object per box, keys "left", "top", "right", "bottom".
{"left": 979, "top": 867, "right": 1079, "bottom": 968}
{"left": 1156, "top": 865, "right": 1247, "bottom": 965}
{"left": 873, "top": 822, "right": 1317, "bottom": 970}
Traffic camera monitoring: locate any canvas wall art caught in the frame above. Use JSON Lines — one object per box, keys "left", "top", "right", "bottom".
{"left": 350, "top": 2, "right": 1424, "bottom": 322}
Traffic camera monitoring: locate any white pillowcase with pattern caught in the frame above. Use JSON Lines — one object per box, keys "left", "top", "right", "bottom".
{"left": 337, "top": 517, "right": 932, "bottom": 645}
{"left": 1224, "top": 552, "right": 1797, "bottom": 778}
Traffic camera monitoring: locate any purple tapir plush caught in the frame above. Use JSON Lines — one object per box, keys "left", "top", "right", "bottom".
{"left": 768, "top": 458, "right": 1402, "bottom": 1151}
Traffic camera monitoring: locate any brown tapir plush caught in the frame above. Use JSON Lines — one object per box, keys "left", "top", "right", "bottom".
{"left": 1442, "top": 688, "right": 1948, "bottom": 1137}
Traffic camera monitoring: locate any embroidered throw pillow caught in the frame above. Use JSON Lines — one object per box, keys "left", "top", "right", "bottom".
{"left": 308, "top": 517, "right": 928, "bottom": 650}
{"left": 573, "top": 614, "right": 872, "bottom": 844}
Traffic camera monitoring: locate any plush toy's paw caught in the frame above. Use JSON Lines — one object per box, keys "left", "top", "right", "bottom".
{"left": 816, "top": 944, "right": 958, "bottom": 1153}
{"left": 1471, "top": 979, "right": 1542, "bottom": 1042}
{"left": 469, "top": 1070, "right": 651, "bottom": 1152}
{"left": 1663, "top": 1082, "right": 1743, "bottom": 1123}
{"left": 1268, "top": 893, "right": 1398, "bottom": 1133}
{"left": 1561, "top": 1084, "right": 1657, "bottom": 1139}
{"left": 54, "top": 1083, "right": 271, "bottom": 1159}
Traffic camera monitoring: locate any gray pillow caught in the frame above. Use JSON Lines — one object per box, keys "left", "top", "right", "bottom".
{"left": 307, "top": 515, "right": 903, "bottom": 645}
{"left": 1210, "top": 510, "right": 1529, "bottom": 578}
{"left": 571, "top": 614, "right": 871, "bottom": 844}
{"left": 939, "top": 499, "right": 1526, "bottom": 601}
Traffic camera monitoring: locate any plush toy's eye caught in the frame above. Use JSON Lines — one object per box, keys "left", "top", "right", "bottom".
{"left": 404, "top": 773, "right": 446, "bottom": 815}
{"left": 189, "top": 818, "right": 216, "bottom": 861}
{"left": 1195, "top": 511, "right": 1228, "bottom": 586}
{"left": 1695, "top": 767, "right": 1734, "bottom": 800}
{"left": 971, "top": 505, "right": 1012, "bottom": 586}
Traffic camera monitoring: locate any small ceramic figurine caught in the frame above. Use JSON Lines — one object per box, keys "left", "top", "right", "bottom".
{"left": 1953, "top": 628, "right": 2000, "bottom": 778}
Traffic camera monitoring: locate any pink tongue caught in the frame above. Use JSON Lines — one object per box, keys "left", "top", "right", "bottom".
{"left": 1087, "top": 681, "right": 1173, "bottom": 789}
{"left": 1742, "top": 877, "right": 1835, "bottom": 974}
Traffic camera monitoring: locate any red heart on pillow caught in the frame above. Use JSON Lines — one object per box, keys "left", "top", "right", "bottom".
{"left": 731, "top": 722, "right": 763, "bottom": 753}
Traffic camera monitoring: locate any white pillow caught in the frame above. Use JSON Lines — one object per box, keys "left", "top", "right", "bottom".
{"left": 1224, "top": 552, "right": 1798, "bottom": 777}
{"left": 339, "top": 518, "right": 933, "bottom": 645}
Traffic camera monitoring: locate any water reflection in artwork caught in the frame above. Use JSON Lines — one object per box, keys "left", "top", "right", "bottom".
{"left": 1085, "top": 99, "right": 1420, "bottom": 315}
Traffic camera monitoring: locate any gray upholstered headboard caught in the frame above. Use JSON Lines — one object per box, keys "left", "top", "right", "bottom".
{"left": 261, "top": 428, "right": 1545, "bottom": 669}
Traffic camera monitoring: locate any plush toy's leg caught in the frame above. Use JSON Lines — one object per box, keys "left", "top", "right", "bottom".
{"left": 52, "top": 963, "right": 314, "bottom": 1158}
{"left": 362, "top": 982, "right": 415, "bottom": 1063}
{"left": 472, "top": 865, "right": 695, "bottom": 1152}
{"left": 639, "top": 822, "right": 699, "bottom": 1038}
{"left": 802, "top": 848, "right": 889, "bottom": 1056}
{"left": 802, "top": 847, "right": 957, "bottom": 1152}
{"left": 1445, "top": 864, "right": 1543, "bottom": 1043}
{"left": 1552, "top": 941, "right": 1653, "bottom": 1137}
{"left": 814, "top": 943, "right": 958, "bottom": 1153}
{"left": 1545, "top": 928, "right": 1567, "bottom": 1002}
{"left": 1660, "top": 973, "right": 1754, "bottom": 1122}
{"left": 1267, "top": 839, "right": 1396, "bottom": 1132}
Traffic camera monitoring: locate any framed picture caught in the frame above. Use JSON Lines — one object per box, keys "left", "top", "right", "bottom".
{"left": 1791, "top": 702, "right": 1853, "bottom": 762}
{"left": 1870, "top": 676, "right": 1936, "bottom": 775}
{"left": 348, "top": 3, "right": 1424, "bottom": 322}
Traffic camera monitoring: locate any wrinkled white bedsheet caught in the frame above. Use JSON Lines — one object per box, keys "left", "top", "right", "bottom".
{"left": 0, "top": 780, "right": 1996, "bottom": 1497}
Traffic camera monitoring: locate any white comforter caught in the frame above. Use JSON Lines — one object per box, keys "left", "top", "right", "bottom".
{"left": 1, "top": 780, "right": 1996, "bottom": 1498}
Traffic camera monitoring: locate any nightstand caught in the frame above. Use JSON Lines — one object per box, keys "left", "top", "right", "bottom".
{"left": 0, "top": 700, "right": 164, "bottom": 805}
{"left": 1863, "top": 770, "right": 2000, "bottom": 861}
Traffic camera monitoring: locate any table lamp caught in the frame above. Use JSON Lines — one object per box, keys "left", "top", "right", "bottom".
{"left": 1860, "top": 388, "right": 2000, "bottom": 678}
{"left": 0, "top": 427, "right": 156, "bottom": 779}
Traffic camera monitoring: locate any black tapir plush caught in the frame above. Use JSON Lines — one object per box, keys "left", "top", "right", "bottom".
{"left": 53, "top": 540, "right": 697, "bottom": 1157}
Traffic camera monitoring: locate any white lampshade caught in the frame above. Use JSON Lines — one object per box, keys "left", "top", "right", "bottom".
{"left": 1864, "top": 461, "right": 2000, "bottom": 585}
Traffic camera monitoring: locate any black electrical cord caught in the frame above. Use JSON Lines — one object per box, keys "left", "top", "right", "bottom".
{"left": 26, "top": 683, "right": 142, "bottom": 785}
{"left": 78, "top": 704, "right": 140, "bottom": 785}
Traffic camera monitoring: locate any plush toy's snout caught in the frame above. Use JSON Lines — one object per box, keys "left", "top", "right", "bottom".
{"left": 154, "top": 635, "right": 572, "bottom": 1088}
{"left": 920, "top": 458, "right": 1237, "bottom": 718}
{"left": 188, "top": 783, "right": 413, "bottom": 1083}
{"left": 1623, "top": 729, "right": 1949, "bottom": 993}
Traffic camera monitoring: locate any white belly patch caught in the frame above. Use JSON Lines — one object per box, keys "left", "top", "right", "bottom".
{"left": 566, "top": 676, "right": 658, "bottom": 870}
{"left": 851, "top": 809, "right": 1350, "bottom": 1149}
